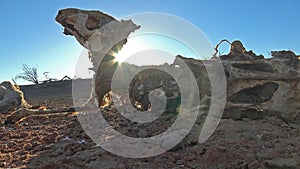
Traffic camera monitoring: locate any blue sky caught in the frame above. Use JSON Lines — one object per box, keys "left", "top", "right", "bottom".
{"left": 0, "top": 0, "right": 299, "bottom": 84}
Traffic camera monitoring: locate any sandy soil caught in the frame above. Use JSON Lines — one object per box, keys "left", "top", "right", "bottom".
{"left": 0, "top": 80, "right": 299, "bottom": 168}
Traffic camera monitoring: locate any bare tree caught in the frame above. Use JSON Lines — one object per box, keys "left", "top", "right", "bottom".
{"left": 15, "top": 64, "right": 39, "bottom": 84}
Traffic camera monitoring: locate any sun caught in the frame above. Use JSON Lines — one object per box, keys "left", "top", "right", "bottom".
{"left": 114, "top": 51, "right": 127, "bottom": 63}
{"left": 113, "top": 37, "right": 147, "bottom": 63}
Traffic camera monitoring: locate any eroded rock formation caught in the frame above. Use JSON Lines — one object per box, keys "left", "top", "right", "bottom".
{"left": 55, "top": 8, "right": 116, "bottom": 47}
{"left": 0, "top": 81, "right": 30, "bottom": 114}
{"left": 218, "top": 40, "right": 264, "bottom": 61}
{"left": 56, "top": 8, "right": 300, "bottom": 123}
{"left": 56, "top": 8, "right": 140, "bottom": 106}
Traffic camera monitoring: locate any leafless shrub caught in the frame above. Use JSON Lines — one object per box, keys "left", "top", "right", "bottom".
{"left": 15, "top": 64, "right": 39, "bottom": 84}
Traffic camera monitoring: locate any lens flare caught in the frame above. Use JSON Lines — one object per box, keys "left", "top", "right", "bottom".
{"left": 114, "top": 37, "right": 147, "bottom": 63}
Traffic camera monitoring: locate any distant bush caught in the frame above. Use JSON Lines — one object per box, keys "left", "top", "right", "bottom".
{"left": 15, "top": 64, "right": 39, "bottom": 84}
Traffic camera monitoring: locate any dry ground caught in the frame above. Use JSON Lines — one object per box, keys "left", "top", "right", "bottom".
{"left": 0, "top": 80, "right": 299, "bottom": 168}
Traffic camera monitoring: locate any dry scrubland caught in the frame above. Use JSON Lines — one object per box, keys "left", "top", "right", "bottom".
{"left": 0, "top": 7, "right": 299, "bottom": 169}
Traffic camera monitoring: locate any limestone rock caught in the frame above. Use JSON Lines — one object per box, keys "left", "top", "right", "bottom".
{"left": 220, "top": 40, "right": 264, "bottom": 61}
{"left": 271, "top": 50, "right": 299, "bottom": 69}
{"left": 54, "top": 8, "right": 300, "bottom": 152}
{"left": 271, "top": 50, "right": 298, "bottom": 60}
{"left": 55, "top": 8, "right": 140, "bottom": 67}
{"left": 0, "top": 81, "right": 30, "bottom": 114}
{"left": 56, "top": 8, "right": 300, "bottom": 124}
{"left": 223, "top": 56, "right": 300, "bottom": 121}
{"left": 55, "top": 8, "right": 116, "bottom": 47}
{"left": 56, "top": 8, "right": 140, "bottom": 106}
{"left": 230, "top": 40, "right": 245, "bottom": 55}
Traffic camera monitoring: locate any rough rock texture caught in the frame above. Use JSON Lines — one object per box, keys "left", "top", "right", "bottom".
{"left": 219, "top": 40, "right": 264, "bottom": 61}
{"left": 56, "top": 8, "right": 140, "bottom": 106}
{"left": 223, "top": 59, "right": 300, "bottom": 122}
{"left": 55, "top": 8, "right": 116, "bottom": 47}
{"left": 0, "top": 81, "right": 30, "bottom": 115}
{"left": 56, "top": 8, "right": 300, "bottom": 124}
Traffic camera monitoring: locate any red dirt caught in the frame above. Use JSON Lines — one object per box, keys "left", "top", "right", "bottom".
{"left": 0, "top": 81, "right": 299, "bottom": 168}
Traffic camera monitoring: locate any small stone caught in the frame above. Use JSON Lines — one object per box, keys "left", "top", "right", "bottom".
{"left": 217, "top": 146, "right": 226, "bottom": 152}
{"left": 256, "top": 134, "right": 263, "bottom": 140}
{"left": 24, "top": 143, "right": 33, "bottom": 151}
{"left": 0, "top": 162, "right": 6, "bottom": 167}
{"left": 264, "top": 158, "right": 298, "bottom": 169}
{"left": 137, "top": 129, "right": 147, "bottom": 138}
{"left": 248, "top": 161, "right": 264, "bottom": 168}
{"left": 242, "top": 118, "right": 251, "bottom": 122}
{"left": 187, "top": 161, "right": 199, "bottom": 169}
{"left": 266, "top": 116, "right": 282, "bottom": 125}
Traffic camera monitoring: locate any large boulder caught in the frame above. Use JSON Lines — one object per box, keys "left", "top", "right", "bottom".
{"left": 0, "top": 81, "right": 29, "bottom": 114}
{"left": 56, "top": 8, "right": 140, "bottom": 106}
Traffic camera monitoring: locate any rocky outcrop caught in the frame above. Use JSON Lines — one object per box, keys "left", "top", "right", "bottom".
{"left": 56, "top": 8, "right": 140, "bottom": 106}
{"left": 219, "top": 40, "right": 264, "bottom": 61}
{"left": 55, "top": 8, "right": 116, "bottom": 47}
{"left": 0, "top": 81, "right": 30, "bottom": 114}
{"left": 56, "top": 8, "right": 300, "bottom": 123}
{"left": 223, "top": 58, "right": 300, "bottom": 121}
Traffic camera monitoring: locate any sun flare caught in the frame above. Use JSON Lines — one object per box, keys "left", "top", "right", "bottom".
{"left": 113, "top": 37, "right": 147, "bottom": 63}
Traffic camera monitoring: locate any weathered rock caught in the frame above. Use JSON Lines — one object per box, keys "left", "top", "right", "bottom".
{"left": 56, "top": 8, "right": 140, "bottom": 106}
{"left": 0, "top": 81, "right": 30, "bottom": 114}
{"left": 56, "top": 8, "right": 300, "bottom": 125}
{"left": 182, "top": 54, "right": 299, "bottom": 121}
{"left": 223, "top": 55, "right": 300, "bottom": 121}
{"left": 220, "top": 40, "right": 264, "bottom": 61}
{"left": 230, "top": 40, "right": 246, "bottom": 55}
{"left": 271, "top": 50, "right": 299, "bottom": 69}
{"left": 55, "top": 8, "right": 116, "bottom": 47}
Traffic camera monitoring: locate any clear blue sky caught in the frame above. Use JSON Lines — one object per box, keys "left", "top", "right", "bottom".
{"left": 0, "top": 0, "right": 299, "bottom": 84}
